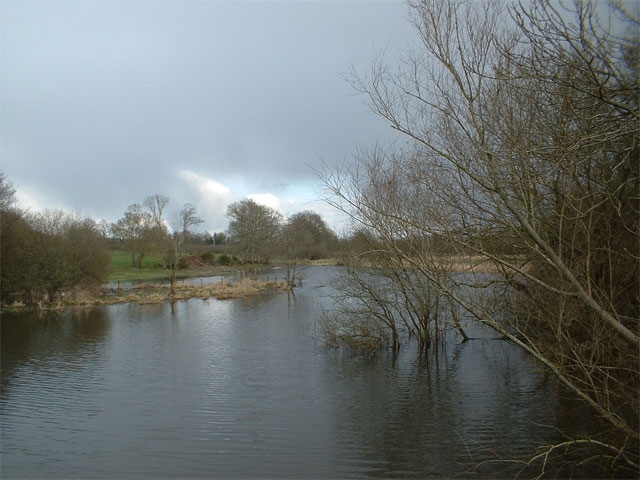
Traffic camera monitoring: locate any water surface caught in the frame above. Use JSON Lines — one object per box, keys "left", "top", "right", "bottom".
{"left": 1, "top": 266, "right": 592, "bottom": 478}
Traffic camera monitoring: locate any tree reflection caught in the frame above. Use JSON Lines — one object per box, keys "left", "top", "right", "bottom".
{"left": 1, "top": 308, "right": 111, "bottom": 390}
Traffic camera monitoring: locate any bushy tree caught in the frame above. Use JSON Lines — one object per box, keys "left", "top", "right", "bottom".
{"left": 279, "top": 210, "right": 338, "bottom": 286}
{"left": 1, "top": 204, "right": 109, "bottom": 304}
{"left": 1, "top": 173, "right": 29, "bottom": 300}
{"left": 27, "top": 210, "right": 110, "bottom": 303}
{"left": 281, "top": 210, "right": 337, "bottom": 260}
{"left": 111, "top": 203, "right": 168, "bottom": 268}
{"left": 227, "top": 199, "right": 282, "bottom": 263}
{"left": 1, "top": 211, "right": 33, "bottom": 300}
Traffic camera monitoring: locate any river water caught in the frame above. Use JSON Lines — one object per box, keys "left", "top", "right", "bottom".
{"left": 1, "top": 266, "right": 595, "bottom": 478}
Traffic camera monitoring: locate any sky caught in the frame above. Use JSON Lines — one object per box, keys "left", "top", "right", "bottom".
{"left": 1, "top": 0, "right": 413, "bottom": 234}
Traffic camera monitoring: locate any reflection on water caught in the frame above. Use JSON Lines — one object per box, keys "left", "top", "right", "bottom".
{"left": 1, "top": 267, "right": 595, "bottom": 478}
{"left": 1, "top": 309, "right": 110, "bottom": 393}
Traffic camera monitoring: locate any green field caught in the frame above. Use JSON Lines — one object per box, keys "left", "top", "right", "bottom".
{"left": 107, "top": 251, "right": 169, "bottom": 282}
{"left": 106, "top": 250, "right": 249, "bottom": 282}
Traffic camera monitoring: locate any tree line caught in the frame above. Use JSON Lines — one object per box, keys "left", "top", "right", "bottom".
{"left": 0, "top": 175, "right": 339, "bottom": 305}
{"left": 320, "top": 0, "right": 638, "bottom": 476}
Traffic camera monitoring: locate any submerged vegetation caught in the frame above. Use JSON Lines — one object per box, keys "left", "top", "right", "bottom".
{"left": 320, "top": 0, "right": 639, "bottom": 476}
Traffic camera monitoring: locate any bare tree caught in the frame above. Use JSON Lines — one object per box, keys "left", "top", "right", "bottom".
{"left": 143, "top": 194, "right": 169, "bottom": 229}
{"left": 322, "top": 0, "right": 638, "bottom": 475}
{"left": 178, "top": 202, "right": 204, "bottom": 238}
{"left": 164, "top": 203, "right": 204, "bottom": 296}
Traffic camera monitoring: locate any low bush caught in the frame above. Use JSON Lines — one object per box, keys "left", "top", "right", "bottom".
{"left": 217, "top": 254, "right": 233, "bottom": 266}
{"left": 200, "top": 251, "right": 216, "bottom": 265}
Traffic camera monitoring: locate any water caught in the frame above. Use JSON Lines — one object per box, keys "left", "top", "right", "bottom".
{"left": 1, "top": 266, "right": 593, "bottom": 478}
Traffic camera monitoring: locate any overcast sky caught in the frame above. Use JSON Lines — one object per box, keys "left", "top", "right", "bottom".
{"left": 1, "top": 0, "right": 413, "bottom": 234}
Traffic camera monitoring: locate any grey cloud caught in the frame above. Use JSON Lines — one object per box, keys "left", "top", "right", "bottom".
{"left": 1, "top": 1, "right": 411, "bottom": 229}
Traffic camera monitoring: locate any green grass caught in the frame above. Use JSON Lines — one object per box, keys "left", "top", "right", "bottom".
{"left": 107, "top": 250, "right": 169, "bottom": 282}
{"left": 106, "top": 250, "right": 251, "bottom": 282}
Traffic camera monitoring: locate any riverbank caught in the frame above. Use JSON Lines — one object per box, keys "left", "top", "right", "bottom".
{"left": 1, "top": 255, "right": 509, "bottom": 312}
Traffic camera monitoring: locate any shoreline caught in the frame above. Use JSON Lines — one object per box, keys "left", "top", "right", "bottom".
{"left": 3, "top": 277, "right": 292, "bottom": 312}
{"left": 2, "top": 256, "right": 513, "bottom": 312}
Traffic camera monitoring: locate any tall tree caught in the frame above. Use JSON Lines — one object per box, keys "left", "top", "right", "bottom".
{"left": 322, "top": 0, "right": 638, "bottom": 474}
{"left": 178, "top": 202, "right": 204, "bottom": 237}
{"left": 166, "top": 203, "right": 204, "bottom": 295}
{"left": 143, "top": 194, "right": 169, "bottom": 229}
{"left": 227, "top": 199, "right": 282, "bottom": 263}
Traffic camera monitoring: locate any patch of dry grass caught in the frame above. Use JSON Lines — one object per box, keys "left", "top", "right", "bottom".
{"left": 10, "top": 278, "right": 291, "bottom": 311}
{"left": 93, "top": 278, "right": 291, "bottom": 306}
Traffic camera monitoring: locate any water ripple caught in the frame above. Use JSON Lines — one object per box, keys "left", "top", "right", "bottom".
{"left": 1, "top": 267, "right": 594, "bottom": 479}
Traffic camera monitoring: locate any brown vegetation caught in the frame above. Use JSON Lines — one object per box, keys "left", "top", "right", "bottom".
{"left": 7, "top": 277, "right": 291, "bottom": 310}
